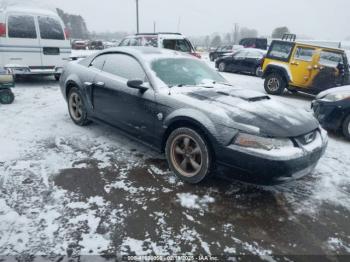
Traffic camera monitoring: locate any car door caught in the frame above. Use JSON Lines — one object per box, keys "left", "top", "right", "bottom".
{"left": 37, "top": 15, "right": 71, "bottom": 70}
{"left": 231, "top": 50, "right": 247, "bottom": 72}
{"left": 242, "top": 50, "right": 262, "bottom": 73}
{"left": 2, "top": 13, "right": 42, "bottom": 69}
{"left": 290, "top": 46, "right": 317, "bottom": 88}
{"left": 92, "top": 53, "right": 156, "bottom": 142}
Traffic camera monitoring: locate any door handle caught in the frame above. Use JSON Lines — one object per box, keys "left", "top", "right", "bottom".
{"left": 94, "top": 82, "right": 105, "bottom": 87}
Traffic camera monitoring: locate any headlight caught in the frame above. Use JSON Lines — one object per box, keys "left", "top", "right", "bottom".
{"left": 233, "top": 133, "right": 294, "bottom": 151}
{"left": 323, "top": 92, "right": 350, "bottom": 102}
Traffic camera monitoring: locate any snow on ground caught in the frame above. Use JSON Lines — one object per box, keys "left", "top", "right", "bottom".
{"left": 0, "top": 56, "right": 350, "bottom": 258}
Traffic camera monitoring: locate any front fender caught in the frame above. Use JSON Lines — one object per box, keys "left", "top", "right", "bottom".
{"left": 163, "top": 108, "right": 235, "bottom": 146}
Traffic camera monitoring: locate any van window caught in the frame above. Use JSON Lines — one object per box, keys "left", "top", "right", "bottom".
{"left": 163, "top": 39, "right": 192, "bottom": 53}
{"left": 8, "top": 15, "right": 37, "bottom": 39}
{"left": 38, "top": 16, "right": 65, "bottom": 40}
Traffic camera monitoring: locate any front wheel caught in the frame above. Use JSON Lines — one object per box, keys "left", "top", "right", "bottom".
{"left": 264, "top": 73, "right": 286, "bottom": 95}
{"left": 342, "top": 115, "right": 350, "bottom": 140}
{"left": 67, "top": 87, "right": 90, "bottom": 126}
{"left": 165, "top": 127, "right": 212, "bottom": 184}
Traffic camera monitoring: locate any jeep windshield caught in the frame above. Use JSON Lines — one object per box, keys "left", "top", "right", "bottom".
{"left": 151, "top": 58, "right": 226, "bottom": 87}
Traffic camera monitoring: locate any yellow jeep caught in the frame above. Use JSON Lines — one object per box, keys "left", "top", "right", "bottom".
{"left": 262, "top": 36, "right": 349, "bottom": 95}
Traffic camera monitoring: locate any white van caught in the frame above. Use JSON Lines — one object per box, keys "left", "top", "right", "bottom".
{"left": 0, "top": 7, "right": 71, "bottom": 80}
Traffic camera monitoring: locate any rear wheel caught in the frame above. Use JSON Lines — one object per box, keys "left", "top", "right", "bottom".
{"left": 218, "top": 62, "right": 226, "bottom": 72}
{"left": 165, "top": 127, "right": 212, "bottom": 184}
{"left": 0, "top": 89, "right": 14, "bottom": 104}
{"left": 67, "top": 87, "right": 90, "bottom": 126}
{"left": 342, "top": 115, "right": 350, "bottom": 140}
{"left": 264, "top": 73, "right": 286, "bottom": 95}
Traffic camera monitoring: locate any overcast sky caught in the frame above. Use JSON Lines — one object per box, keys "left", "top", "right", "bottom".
{"left": 4, "top": 0, "right": 350, "bottom": 40}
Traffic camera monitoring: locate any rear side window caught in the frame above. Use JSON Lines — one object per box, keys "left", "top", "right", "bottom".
{"left": 294, "top": 47, "right": 315, "bottom": 62}
{"left": 163, "top": 39, "right": 192, "bottom": 53}
{"left": 8, "top": 15, "right": 37, "bottom": 39}
{"left": 90, "top": 55, "right": 106, "bottom": 70}
{"left": 38, "top": 16, "right": 65, "bottom": 40}
{"left": 268, "top": 41, "right": 294, "bottom": 61}
{"left": 103, "top": 54, "right": 146, "bottom": 81}
{"left": 319, "top": 51, "right": 343, "bottom": 68}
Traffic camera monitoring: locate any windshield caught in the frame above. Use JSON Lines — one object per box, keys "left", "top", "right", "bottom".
{"left": 151, "top": 58, "right": 226, "bottom": 87}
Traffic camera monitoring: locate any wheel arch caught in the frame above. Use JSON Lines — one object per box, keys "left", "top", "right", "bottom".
{"left": 263, "top": 64, "right": 291, "bottom": 83}
{"left": 161, "top": 116, "right": 217, "bottom": 162}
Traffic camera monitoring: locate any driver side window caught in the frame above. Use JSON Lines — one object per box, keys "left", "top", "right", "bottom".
{"left": 103, "top": 53, "right": 148, "bottom": 82}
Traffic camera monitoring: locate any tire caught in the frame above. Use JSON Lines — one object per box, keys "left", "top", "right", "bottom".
{"left": 0, "top": 89, "right": 15, "bottom": 104}
{"left": 264, "top": 73, "right": 286, "bottom": 95}
{"left": 67, "top": 87, "right": 90, "bottom": 126}
{"left": 218, "top": 62, "right": 226, "bottom": 72}
{"left": 54, "top": 74, "right": 61, "bottom": 81}
{"left": 165, "top": 127, "right": 212, "bottom": 184}
{"left": 342, "top": 115, "right": 350, "bottom": 140}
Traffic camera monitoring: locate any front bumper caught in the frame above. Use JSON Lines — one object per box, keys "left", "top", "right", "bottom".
{"left": 311, "top": 99, "right": 345, "bottom": 131}
{"left": 216, "top": 128, "right": 328, "bottom": 184}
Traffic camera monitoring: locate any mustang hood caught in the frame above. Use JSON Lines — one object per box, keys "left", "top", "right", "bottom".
{"left": 178, "top": 86, "right": 319, "bottom": 138}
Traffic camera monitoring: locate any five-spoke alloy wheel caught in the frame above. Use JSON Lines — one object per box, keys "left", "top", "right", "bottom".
{"left": 68, "top": 87, "right": 90, "bottom": 126}
{"left": 166, "top": 127, "right": 211, "bottom": 184}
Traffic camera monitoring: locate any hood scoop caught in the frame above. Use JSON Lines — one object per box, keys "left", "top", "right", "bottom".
{"left": 216, "top": 91, "right": 270, "bottom": 102}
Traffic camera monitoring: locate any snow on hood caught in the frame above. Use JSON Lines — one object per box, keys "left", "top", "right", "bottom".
{"left": 317, "top": 85, "right": 350, "bottom": 99}
{"left": 171, "top": 85, "right": 319, "bottom": 137}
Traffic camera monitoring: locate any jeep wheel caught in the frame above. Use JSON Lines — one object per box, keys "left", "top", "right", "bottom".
{"left": 264, "top": 73, "right": 286, "bottom": 95}
{"left": 166, "top": 127, "right": 212, "bottom": 184}
{"left": 342, "top": 115, "right": 350, "bottom": 140}
{"left": 68, "top": 87, "right": 90, "bottom": 126}
{"left": 218, "top": 62, "right": 226, "bottom": 72}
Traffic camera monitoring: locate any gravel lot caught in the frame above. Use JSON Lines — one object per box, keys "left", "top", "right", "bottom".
{"left": 0, "top": 58, "right": 350, "bottom": 259}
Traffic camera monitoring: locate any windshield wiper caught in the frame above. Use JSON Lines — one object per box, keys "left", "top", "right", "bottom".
{"left": 213, "top": 81, "right": 233, "bottom": 87}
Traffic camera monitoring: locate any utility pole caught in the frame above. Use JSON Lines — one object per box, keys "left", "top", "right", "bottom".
{"left": 136, "top": 0, "right": 139, "bottom": 33}
{"left": 153, "top": 21, "right": 156, "bottom": 33}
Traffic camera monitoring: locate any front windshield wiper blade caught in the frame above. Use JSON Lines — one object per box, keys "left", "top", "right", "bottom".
{"left": 213, "top": 81, "right": 233, "bottom": 87}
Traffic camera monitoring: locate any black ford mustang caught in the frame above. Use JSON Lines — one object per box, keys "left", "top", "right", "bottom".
{"left": 60, "top": 47, "right": 328, "bottom": 184}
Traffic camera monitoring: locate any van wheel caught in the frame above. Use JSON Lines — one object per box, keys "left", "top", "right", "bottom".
{"left": 264, "top": 73, "right": 286, "bottom": 95}
{"left": 67, "top": 87, "right": 90, "bottom": 126}
{"left": 342, "top": 115, "right": 350, "bottom": 140}
{"left": 54, "top": 74, "right": 61, "bottom": 81}
{"left": 165, "top": 127, "right": 212, "bottom": 184}
{"left": 0, "top": 89, "right": 15, "bottom": 104}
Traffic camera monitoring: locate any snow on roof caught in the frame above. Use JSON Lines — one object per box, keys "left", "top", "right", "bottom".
{"left": 2, "top": 6, "right": 58, "bottom": 17}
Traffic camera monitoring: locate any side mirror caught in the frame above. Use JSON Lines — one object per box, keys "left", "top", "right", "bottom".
{"left": 127, "top": 79, "right": 148, "bottom": 92}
